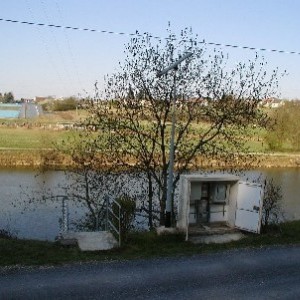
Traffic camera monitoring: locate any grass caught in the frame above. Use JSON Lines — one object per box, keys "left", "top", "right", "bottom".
{"left": 0, "top": 221, "right": 299, "bottom": 267}
{"left": 0, "top": 106, "right": 20, "bottom": 111}
{"left": 0, "top": 110, "right": 85, "bottom": 151}
{"left": 0, "top": 108, "right": 294, "bottom": 154}
{"left": 0, "top": 127, "right": 76, "bottom": 150}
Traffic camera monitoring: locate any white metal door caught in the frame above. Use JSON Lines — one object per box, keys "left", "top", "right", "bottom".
{"left": 235, "top": 182, "right": 263, "bottom": 233}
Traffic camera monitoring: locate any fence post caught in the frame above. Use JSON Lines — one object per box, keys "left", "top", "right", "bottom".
{"left": 61, "top": 196, "right": 69, "bottom": 233}
{"left": 105, "top": 195, "right": 109, "bottom": 231}
{"left": 118, "top": 204, "right": 121, "bottom": 247}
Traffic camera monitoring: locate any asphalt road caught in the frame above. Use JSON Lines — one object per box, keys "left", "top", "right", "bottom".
{"left": 0, "top": 245, "right": 300, "bottom": 299}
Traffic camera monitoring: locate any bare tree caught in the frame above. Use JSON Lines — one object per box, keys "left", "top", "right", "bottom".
{"left": 82, "top": 27, "right": 281, "bottom": 227}
{"left": 58, "top": 133, "right": 147, "bottom": 231}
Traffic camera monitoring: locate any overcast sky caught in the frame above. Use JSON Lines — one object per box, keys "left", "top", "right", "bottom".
{"left": 1, "top": 0, "right": 300, "bottom": 99}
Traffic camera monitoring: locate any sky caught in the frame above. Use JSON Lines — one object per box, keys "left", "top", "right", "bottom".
{"left": 1, "top": 0, "right": 300, "bottom": 99}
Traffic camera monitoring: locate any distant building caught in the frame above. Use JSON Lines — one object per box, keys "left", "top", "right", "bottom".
{"left": 20, "top": 98, "right": 34, "bottom": 103}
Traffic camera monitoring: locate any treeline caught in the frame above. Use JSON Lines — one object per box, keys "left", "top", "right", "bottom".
{"left": 266, "top": 101, "right": 300, "bottom": 151}
{"left": 0, "top": 92, "right": 14, "bottom": 103}
{"left": 41, "top": 97, "right": 82, "bottom": 112}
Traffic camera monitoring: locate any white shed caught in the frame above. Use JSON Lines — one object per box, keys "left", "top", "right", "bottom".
{"left": 177, "top": 174, "right": 263, "bottom": 240}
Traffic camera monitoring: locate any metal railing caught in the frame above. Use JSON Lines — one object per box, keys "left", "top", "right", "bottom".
{"left": 58, "top": 195, "right": 121, "bottom": 247}
{"left": 105, "top": 196, "right": 121, "bottom": 247}
{"left": 57, "top": 195, "right": 69, "bottom": 238}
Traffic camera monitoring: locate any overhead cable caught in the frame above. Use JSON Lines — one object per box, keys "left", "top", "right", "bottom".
{"left": 1, "top": 17, "right": 300, "bottom": 56}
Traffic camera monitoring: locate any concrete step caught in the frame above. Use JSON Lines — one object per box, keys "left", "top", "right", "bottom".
{"left": 188, "top": 224, "right": 240, "bottom": 236}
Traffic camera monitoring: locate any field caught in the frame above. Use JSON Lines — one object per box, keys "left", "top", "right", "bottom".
{"left": 0, "top": 104, "right": 20, "bottom": 111}
{"left": 0, "top": 127, "right": 71, "bottom": 150}
{"left": 0, "top": 110, "right": 86, "bottom": 149}
{"left": 0, "top": 108, "right": 259, "bottom": 148}
{"left": 0, "top": 108, "right": 299, "bottom": 168}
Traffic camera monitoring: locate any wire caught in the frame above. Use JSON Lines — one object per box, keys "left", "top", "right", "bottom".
{"left": 23, "top": 4, "right": 69, "bottom": 96}
{"left": 1, "top": 17, "right": 300, "bottom": 56}
{"left": 39, "top": 0, "right": 74, "bottom": 88}
{"left": 0, "top": 17, "right": 157, "bottom": 38}
{"left": 54, "top": 0, "right": 84, "bottom": 90}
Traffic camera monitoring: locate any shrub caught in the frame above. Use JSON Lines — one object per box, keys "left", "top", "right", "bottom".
{"left": 0, "top": 228, "right": 16, "bottom": 239}
{"left": 262, "top": 178, "right": 283, "bottom": 231}
{"left": 41, "top": 97, "right": 80, "bottom": 112}
{"left": 52, "top": 97, "right": 78, "bottom": 111}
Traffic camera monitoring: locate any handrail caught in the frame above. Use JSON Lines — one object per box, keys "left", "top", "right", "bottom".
{"left": 107, "top": 220, "right": 119, "bottom": 236}
{"left": 57, "top": 195, "right": 69, "bottom": 238}
{"left": 57, "top": 194, "right": 121, "bottom": 247}
{"left": 106, "top": 197, "right": 121, "bottom": 247}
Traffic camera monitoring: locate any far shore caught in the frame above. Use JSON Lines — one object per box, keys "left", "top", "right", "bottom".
{"left": 0, "top": 149, "right": 300, "bottom": 169}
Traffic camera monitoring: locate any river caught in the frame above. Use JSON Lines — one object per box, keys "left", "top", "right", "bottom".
{"left": 0, "top": 168, "right": 299, "bottom": 241}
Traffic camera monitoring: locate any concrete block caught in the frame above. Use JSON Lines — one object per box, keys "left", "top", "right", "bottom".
{"left": 60, "top": 231, "right": 118, "bottom": 251}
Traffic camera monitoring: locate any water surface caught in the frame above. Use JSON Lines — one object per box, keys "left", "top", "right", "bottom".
{"left": 0, "top": 168, "right": 299, "bottom": 240}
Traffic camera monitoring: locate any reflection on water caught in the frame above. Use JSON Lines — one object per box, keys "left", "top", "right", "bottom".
{"left": 0, "top": 168, "right": 299, "bottom": 241}
{"left": 0, "top": 170, "right": 63, "bottom": 240}
{"left": 243, "top": 168, "right": 300, "bottom": 221}
{"left": 0, "top": 170, "right": 85, "bottom": 240}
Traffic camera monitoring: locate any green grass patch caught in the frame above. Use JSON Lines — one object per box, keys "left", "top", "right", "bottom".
{"left": 0, "top": 106, "right": 20, "bottom": 111}
{"left": 0, "top": 221, "right": 299, "bottom": 267}
{"left": 0, "top": 128, "right": 76, "bottom": 149}
{"left": 0, "top": 110, "right": 288, "bottom": 155}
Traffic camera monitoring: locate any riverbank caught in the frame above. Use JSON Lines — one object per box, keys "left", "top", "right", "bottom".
{"left": 1, "top": 149, "right": 300, "bottom": 169}
{"left": 0, "top": 149, "right": 73, "bottom": 169}
{"left": 0, "top": 220, "right": 299, "bottom": 266}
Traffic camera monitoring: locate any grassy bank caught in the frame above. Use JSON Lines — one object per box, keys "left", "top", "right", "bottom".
{"left": 1, "top": 149, "right": 300, "bottom": 169}
{"left": 0, "top": 221, "right": 299, "bottom": 266}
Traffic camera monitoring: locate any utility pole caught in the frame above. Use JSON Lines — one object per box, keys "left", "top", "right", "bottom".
{"left": 157, "top": 51, "right": 193, "bottom": 227}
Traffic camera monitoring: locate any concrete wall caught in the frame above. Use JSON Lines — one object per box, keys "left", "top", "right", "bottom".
{"left": 177, "top": 177, "right": 190, "bottom": 231}
{"left": 227, "top": 182, "right": 239, "bottom": 227}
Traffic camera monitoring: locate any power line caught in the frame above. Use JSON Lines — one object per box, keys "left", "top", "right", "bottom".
{"left": 1, "top": 17, "right": 300, "bottom": 56}
{"left": 54, "top": 0, "right": 84, "bottom": 90}
{"left": 39, "top": 0, "right": 75, "bottom": 87}
{"left": 0, "top": 17, "right": 157, "bottom": 38}
{"left": 23, "top": 4, "right": 69, "bottom": 96}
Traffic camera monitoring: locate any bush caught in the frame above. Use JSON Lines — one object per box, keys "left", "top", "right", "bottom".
{"left": 52, "top": 97, "right": 78, "bottom": 111}
{"left": 0, "top": 228, "right": 16, "bottom": 239}
{"left": 262, "top": 178, "right": 283, "bottom": 231}
{"left": 265, "top": 101, "right": 300, "bottom": 151}
{"left": 265, "top": 131, "right": 284, "bottom": 151}
{"left": 41, "top": 97, "right": 80, "bottom": 112}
